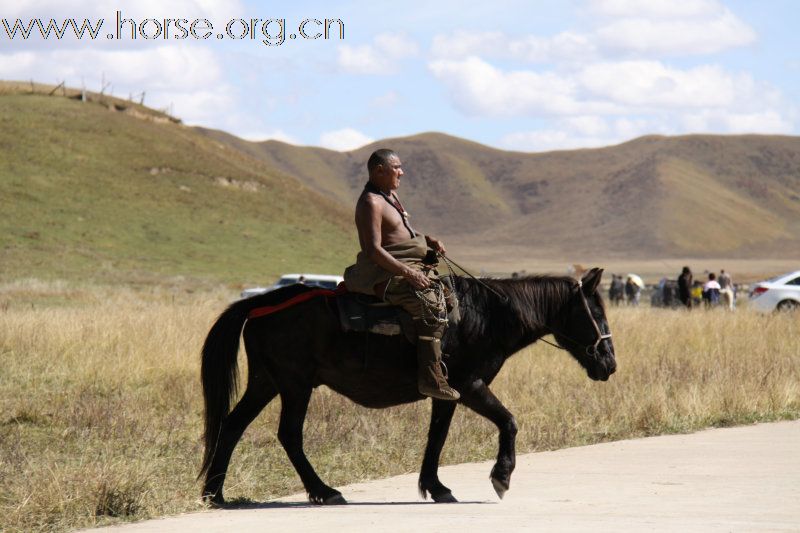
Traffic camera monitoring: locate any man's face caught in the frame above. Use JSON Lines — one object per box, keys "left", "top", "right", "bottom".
{"left": 376, "top": 155, "right": 403, "bottom": 191}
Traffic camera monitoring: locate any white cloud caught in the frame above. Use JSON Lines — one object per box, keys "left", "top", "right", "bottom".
{"left": 501, "top": 129, "right": 599, "bottom": 152}
{"left": 426, "top": 0, "right": 783, "bottom": 140}
{"left": 431, "top": 31, "right": 504, "bottom": 60}
{"left": 614, "top": 117, "right": 654, "bottom": 139}
{"left": 237, "top": 128, "right": 299, "bottom": 144}
{"left": 337, "top": 33, "right": 418, "bottom": 74}
{"left": 428, "top": 55, "right": 787, "bottom": 126}
{"left": 594, "top": 11, "right": 756, "bottom": 55}
{"left": 501, "top": 105, "right": 795, "bottom": 153}
{"left": 431, "top": 30, "right": 596, "bottom": 63}
{"left": 428, "top": 56, "right": 623, "bottom": 116}
{"left": 500, "top": 116, "right": 659, "bottom": 152}
{"left": 373, "top": 33, "right": 418, "bottom": 58}
{"left": 430, "top": 57, "right": 568, "bottom": 116}
{"left": 681, "top": 110, "right": 793, "bottom": 133}
{"left": 0, "top": 45, "right": 222, "bottom": 91}
{"left": 588, "top": 0, "right": 756, "bottom": 57}
{"left": 562, "top": 115, "right": 610, "bottom": 137}
{"left": 430, "top": 0, "right": 755, "bottom": 64}
{"left": 162, "top": 89, "right": 234, "bottom": 125}
{"left": 578, "top": 61, "right": 741, "bottom": 108}
{"left": 319, "top": 128, "right": 373, "bottom": 151}
{"left": 586, "top": 0, "right": 723, "bottom": 19}
{"left": 0, "top": 44, "right": 238, "bottom": 126}
{"left": 437, "top": 52, "right": 796, "bottom": 150}
{"left": 337, "top": 45, "right": 384, "bottom": 75}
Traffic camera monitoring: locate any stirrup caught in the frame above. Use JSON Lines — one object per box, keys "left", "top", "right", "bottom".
{"left": 440, "top": 361, "right": 449, "bottom": 380}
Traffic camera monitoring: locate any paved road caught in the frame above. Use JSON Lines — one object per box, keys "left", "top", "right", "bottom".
{"left": 95, "top": 421, "right": 800, "bottom": 532}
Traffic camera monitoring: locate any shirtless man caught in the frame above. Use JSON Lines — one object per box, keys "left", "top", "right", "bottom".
{"left": 343, "top": 149, "right": 459, "bottom": 401}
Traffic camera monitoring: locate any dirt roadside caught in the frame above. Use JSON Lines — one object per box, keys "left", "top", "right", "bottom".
{"left": 91, "top": 420, "right": 800, "bottom": 532}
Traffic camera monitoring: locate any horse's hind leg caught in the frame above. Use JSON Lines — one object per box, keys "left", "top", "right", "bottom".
{"left": 202, "top": 377, "right": 277, "bottom": 504}
{"left": 418, "top": 399, "right": 458, "bottom": 503}
{"left": 277, "top": 387, "right": 346, "bottom": 505}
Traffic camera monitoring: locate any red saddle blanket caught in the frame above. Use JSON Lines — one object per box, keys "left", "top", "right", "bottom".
{"left": 248, "top": 285, "right": 347, "bottom": 319}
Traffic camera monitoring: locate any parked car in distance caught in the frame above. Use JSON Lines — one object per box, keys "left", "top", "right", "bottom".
{"left": 240, "top": 273, "right": 344, "bottom": 299}
{"left": 748, "top": 270, "right": 800, "bottom": 312}
{"left": 651, "top": 278, "right": 682, "bottom": 308}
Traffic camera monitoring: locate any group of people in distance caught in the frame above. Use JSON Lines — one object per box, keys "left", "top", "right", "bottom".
{"left": 608, "top": 267, "right": 736, "bottom": 309}
{"left": 678, "top": 266, "right": 735, "bottom": 310}
{"left": 608, "top": 274, "right": 643, "bottom": 306}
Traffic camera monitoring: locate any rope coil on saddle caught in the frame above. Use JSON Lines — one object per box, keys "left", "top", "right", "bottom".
{"left": 413, "top": 279, "right": 449, "bottom": 327}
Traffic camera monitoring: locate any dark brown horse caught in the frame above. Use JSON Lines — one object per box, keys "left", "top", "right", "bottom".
{"left": 199, "top": 268, "right": 616, "bottom": 504}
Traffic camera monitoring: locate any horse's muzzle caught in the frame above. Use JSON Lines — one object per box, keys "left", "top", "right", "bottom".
{"left": 588, "top": 354, "right": 616, "bottom": 381}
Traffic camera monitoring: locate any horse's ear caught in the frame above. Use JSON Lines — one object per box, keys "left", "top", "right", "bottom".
{"left": 581, "top": 268, "right": 604, "bottom": 295}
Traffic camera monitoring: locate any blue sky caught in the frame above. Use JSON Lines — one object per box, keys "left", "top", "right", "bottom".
{"left": 1, "top": 0, "right": 798, "bottom": 151}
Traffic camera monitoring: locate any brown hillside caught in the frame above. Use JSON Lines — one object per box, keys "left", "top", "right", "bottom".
{"left": 193, "top": 129, "right": 800, "bottom": 259}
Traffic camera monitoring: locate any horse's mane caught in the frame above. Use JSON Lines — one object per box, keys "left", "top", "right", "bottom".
{"left": 454, "top": 274, "right": 577, "bottom": 339}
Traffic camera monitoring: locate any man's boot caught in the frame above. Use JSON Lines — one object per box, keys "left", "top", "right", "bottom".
{"left": 416, "top": 324, "right": 460, "bottom": 401}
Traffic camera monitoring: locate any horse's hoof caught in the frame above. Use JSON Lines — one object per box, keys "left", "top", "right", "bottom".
{"left": 202, "top": 492, "right": 225, "bottom": 508}
{"left": 323, "top": 493, "right": 347, "bottom": 505}
{"left": 491, "top": 477, "right": 509, "bottom": 499}
{"left": 432, "top": 491, "right": 458, "bottom": 503}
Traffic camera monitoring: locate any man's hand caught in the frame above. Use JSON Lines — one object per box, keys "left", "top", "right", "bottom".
{"left": 425, "top": 235, "right": 447, "bottom": 255}
{"left": 403, "top": 267, "right": 431, "bottom": 289}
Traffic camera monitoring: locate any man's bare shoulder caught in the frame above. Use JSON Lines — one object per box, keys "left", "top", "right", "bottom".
{"left": 356, "top": 191, "right": 384, "bottom": 212}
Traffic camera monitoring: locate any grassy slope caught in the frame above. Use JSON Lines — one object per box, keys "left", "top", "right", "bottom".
{"left": 656, "top": 157, "right": 790, "bottom": 254}
{"left": 0, "top": 93, "right": 358, "bottom": 285}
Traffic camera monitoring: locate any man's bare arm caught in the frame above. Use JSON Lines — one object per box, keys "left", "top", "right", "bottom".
{"left": 356, "top": 195, "right": 430, "bottom": 289}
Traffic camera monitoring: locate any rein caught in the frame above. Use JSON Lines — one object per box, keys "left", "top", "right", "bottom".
{"left": 439, "top": 253, "right": 508, "bottom": 302}
{"left": 444, "top": 257, "right": 611, "bottom": 358}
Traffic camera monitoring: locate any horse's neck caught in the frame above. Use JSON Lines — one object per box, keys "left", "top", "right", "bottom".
{"left": 457, "top": 276, "right": 571, "bottom": 355}
{"left": 508, "top": 276, "right": 571, "bottom": 347}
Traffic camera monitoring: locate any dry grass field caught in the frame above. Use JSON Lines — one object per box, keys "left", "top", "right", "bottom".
{"left": 1, "top": 279, "right": 798, "bottom": 532}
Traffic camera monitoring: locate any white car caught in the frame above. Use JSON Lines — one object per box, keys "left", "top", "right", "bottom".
{"left": 240, "top": 273, "right": 344, "bottom": 299}
{"left": 748, "top": 270, "right": 800, "bottom": 312}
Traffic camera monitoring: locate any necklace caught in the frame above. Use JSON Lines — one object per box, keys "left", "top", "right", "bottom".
{"left": 363, "top": 182, "right": 416, "bottom": 239}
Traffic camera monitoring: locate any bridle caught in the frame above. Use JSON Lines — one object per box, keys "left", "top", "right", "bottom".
{"left": 538, "top": 280, "right": 613, "bottom": 358}
{"left": 439, "top": 253, "right": 612, "bottom": 358}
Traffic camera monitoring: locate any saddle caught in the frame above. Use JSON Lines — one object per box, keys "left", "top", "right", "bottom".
{"left": 336, "top": 292, "right": 416, "bottom": 343}
{"left": 335, "top": 275, "right": 460, "bottom": 344}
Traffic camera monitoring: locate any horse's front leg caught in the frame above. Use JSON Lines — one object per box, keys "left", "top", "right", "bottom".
{"left": 460, "top": 380, "right": 518, "bottom": 499}
{"left": 418, "top": 399, "right": 457, "bottom": 503}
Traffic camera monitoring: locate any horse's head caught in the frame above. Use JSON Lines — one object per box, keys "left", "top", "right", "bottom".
{"left": 553, "top": 268, "right": 617, "bottom": 381}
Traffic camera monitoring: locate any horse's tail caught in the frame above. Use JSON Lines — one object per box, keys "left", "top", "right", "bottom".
{"left": 198, "top": 297, "right": 253, "bottom": 479}
{"left": 198, "top": 285, "right": 319, "bottom": 479}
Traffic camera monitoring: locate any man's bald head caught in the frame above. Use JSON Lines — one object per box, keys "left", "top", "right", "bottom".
{"left": 367, "top": 149, "right": 398, "bottom": 176}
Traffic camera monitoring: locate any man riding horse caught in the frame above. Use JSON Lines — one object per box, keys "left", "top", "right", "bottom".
{"left": 343, "top": 149, "right": 459, "bottom": 401}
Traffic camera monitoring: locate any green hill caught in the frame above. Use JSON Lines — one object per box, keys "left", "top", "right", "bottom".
{"left": 0, "top": 88, "right": 358, "bottom": 285}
